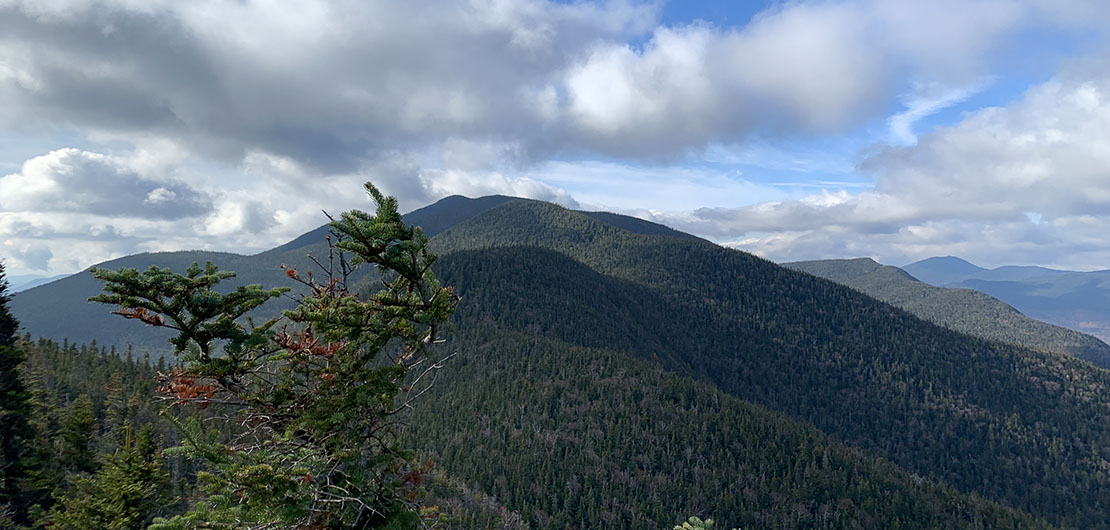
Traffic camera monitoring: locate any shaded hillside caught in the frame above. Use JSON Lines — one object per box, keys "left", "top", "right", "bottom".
{"left": 9, "top": 251, "right": 257, "bottom": 355}
{"left": 905, "top": 256, "right": 1110, "bottom": 343}
{"left": 785, "top": 257, "right": 1110, "bottom": 368}
{"left": 430, "top": 199, "right": 1110, "bottom": 528}
{"left": 408, "top": 319, "right": 1049, "bottom": 528}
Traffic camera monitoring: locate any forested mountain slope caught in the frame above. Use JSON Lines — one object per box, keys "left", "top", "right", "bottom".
{"left": 408, "top": 318, "right": 1049, "bottom": 528}
{"left": 16, "top": 327, "right": 1049, "bottom": 529}
{"left": 784, "top": 257, "right": 1110, "bottom": 367}
{"left": 428, "top": 199, "right": 1110, "bottom": 529}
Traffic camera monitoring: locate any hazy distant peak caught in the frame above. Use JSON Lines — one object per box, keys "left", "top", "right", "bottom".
{"left": 910, "top": 256, "right": 984, "bottom": 269}
{"left": 903, "top": 256, "right": 987, "bottom": 285}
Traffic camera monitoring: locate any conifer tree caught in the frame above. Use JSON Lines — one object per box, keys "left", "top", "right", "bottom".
{"left": 91, "top": 182, "right": 458, "bottom": 529}
{"left": 46, "top": 422, "right": 172, "bottom": 530}
{"left": 0, "top": 260, "right": 37, "bottom": 523}
{"left": 58, "top": 394, "right": 98, "bottom": 475}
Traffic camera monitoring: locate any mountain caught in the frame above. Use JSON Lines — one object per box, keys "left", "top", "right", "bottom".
{"left": 905, "top": 256, "right": 1110, "bottom": 343}
{"left": 6, "top": 274, "right": 70, "bottom": 293}
{"left": 15, "top": 195, "right": 1110, "bottom": 527}
{"left": 7, "top": 195, "right": 707, "bottom": 354}
{"left": 784, "top": 257, "right": 1110, "bottom": 368}
{"left": 900, "top": 256, "right": 987, "bottom": 285}
{"left": 263, "top": 194, "right": 516, "bottom": 255}
{"left": 7, "top": 195, "right": 516, "bottom": 354}
{"left": 421, "top": 199, "right": 1110, "bottom": 528}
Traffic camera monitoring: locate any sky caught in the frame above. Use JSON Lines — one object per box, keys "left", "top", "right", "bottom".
{"left": 2, "top": 0, "right": 1110, "bottom": 277}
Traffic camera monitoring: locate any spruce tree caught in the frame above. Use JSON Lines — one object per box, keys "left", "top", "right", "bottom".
{"left": 0, "top": 260, "right": 36, "bottom": 524}
{"left": 58, "top": 394, "right": 97, "bottom": 475}
{"left": 46, "top": 422, "right": 172, "bottom": 530}
{"left": 91, "top": 182, "right": 458, "bottom": 529}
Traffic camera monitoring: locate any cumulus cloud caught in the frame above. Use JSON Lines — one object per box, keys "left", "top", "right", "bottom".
{"left": 563, "top": 8, "right": 883, "bottom": 155}
{"left": 0, "top": 0, "right": 658, "bottom": 170}
{"left": 2, "top": 0, "right": 1101, "bottom": 168}
{"left": 4, "top": 241, "right": 52, "bottom": 270}
{"left": 0, "top": 148, "right": 211, "bottom": 219}
{"left": 662, "top": 66, "right": 1110, "bottom": 269}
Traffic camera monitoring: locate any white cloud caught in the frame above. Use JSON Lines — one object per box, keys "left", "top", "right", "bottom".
{"left": 2, "top": 0, "right": 1110, "bottom": 275}
{"left": 2, "top": 0, "right": 1098, "bottom": 168}
{"left": 665, "top": 67, "right": 1110, "bottom": 268}
{"left": 527, "top": 159, "right": 795, "bottom": 212}
{"left": 888, "top": 78, "right": 992, "bottom": 145}
{"left": 418, "top": 168, "right": 578, "bottom": 208}
{"left": 564, "top": 6, "right": 885, "bottom": 155}
{"left": 0, "top": 148, "right": 211, "bottom": 219}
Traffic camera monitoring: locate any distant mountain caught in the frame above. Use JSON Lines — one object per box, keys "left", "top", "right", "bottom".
{"left": 905, "top": 256, "right": 1110, "bottom": 343}
{"left": 16, "top": 195, "right": 1110, "bottom": 527}
{"left": 901, "top": 256, "right": 987, "bottom": 285}
{"left": 785, "top": 257, "right": 1110, "bottom": 368}
{"left": 7, "top": 273, "right": 70, "bottom": 293}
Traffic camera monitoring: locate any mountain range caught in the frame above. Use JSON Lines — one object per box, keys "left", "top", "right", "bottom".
{"left": 6, "top": 273, "right": 70, "bottom": 293}
{"left": 13, "top": 195, "right": 1110, "bottom": 528}
{"left": 785, "top": 257, "right": 1110, "bottom": 368}
{"left": 903, "top": 256, "right": 1110, "bottom": 344}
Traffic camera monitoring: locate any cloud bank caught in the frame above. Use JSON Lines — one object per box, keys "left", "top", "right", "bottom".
{"left": 1, "top": 0, "right": 1109, "bottom": 273}
{"left": 668, "top": 65, "right": 1110, "bottom": 269}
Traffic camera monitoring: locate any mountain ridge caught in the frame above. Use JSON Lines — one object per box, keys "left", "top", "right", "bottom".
{"left": 786, "top": 257, "right": 1110, "bottom": 367}
{"left": 904, "top": 255, "right": 1110, "bottom": 343}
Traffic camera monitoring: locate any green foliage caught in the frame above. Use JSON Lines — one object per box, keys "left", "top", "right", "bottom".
{"left": 11, "top": 338, "right": 178, "bottom": 529}
{"left": 58, "top": 394, "right": 97, "bottom": 475}
{"left": 46, "top": 423, "right": 172, "bottom": 530}
{"left": 0, "top": 261, "right": 16, "bottom": 347}
{"left": 91, "top": 182, "right": 458, "bottom": 529}
{"left": 88, "top": 261, "right": 289, "bottom": 360}
{"left": 408, "top": 321, "right": 1052, "bottom": 529}
{"left": 0, "top": 260, "right": 38, "bottom": 524}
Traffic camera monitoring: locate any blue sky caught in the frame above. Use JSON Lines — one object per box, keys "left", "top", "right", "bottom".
{"left": 2, "top": 0, "right": 1110, "bottom": 276}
